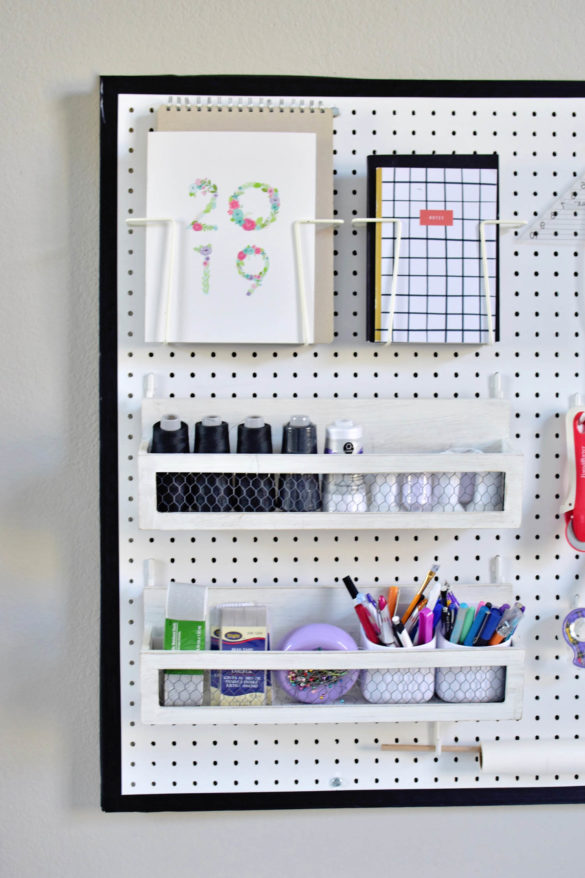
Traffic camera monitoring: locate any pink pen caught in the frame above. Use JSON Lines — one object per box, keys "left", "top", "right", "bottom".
{"left": 416, "top": 607, "right": 434, "bottom": 645}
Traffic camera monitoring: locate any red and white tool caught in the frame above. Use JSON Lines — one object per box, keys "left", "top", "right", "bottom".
{"left": 561, "top": 406, "right": 585, "bottom": 551}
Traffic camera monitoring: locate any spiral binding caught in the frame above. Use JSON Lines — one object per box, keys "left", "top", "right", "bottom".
{"left": 165, "top": 95, "right": 338, "bottom": 114}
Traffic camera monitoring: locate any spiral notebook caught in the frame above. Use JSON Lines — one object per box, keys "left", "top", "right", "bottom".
{"left": 367, "top": 154, "right": 499, "bottom": 344}
{"left": 143, "top": 104, "right": 334, "bottom": 344}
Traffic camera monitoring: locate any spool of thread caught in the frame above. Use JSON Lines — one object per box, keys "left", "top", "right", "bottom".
{"left": 458, "top": 472, "right": 477, "bottom": 508}
{"left": 237, "top": 416, "right": 273, "bottom": 453}
{"left": 279, "top": 415, "right": 321, "bottom": 512}
{"left": 400, "top": 472, "right": 432, "bottom": 511}
{"left": 432, "top": 448, "right": 479, "bottom": 512}
{"left": 322, "top": 419, "right": 367, "bottom": 513}
{"left": 234, "top": 416, "right": 275, "bottom": 511}
{"left": 324, "top": 419, "right": 364, "bottom": 456}
{"left": 194, "top": 415, "right": 229, "bottom": 453}
{"left": 192, "top": 416, "right": 231, "bottom": 512}
{"left": 151, "top": 414, "right": 190, "bottom": 512}
{"left": 151, "top": 414, "right": 190, "bottom": 453}
{"left": 282, "top": 415, "right": 318, "bottom": 454}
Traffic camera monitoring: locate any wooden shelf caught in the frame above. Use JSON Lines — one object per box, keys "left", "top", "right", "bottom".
{"left": 138, "top": 397, "right": 523, "bottom": 530}
{"left": 140, "top": 584, "right": 525, "bottom": 726}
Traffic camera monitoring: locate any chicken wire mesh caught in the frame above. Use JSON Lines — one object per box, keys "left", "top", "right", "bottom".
{"left": 160, "top": 663, "right": 507, "bottom": 707}
{"left": 155, "top": 471, "right": 505, "bottom": 513}
{"left": 162, "top": 667, "right": 363, "bottom": 706}
{"left": 435, "top": 663, "right": 507, "bottom": 703}
{"left": 162, "top": 672, "right": 205, "bottom": 706}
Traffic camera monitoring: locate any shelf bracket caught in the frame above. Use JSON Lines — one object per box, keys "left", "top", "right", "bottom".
{"left": 480, "top": 220, "right": 527, "bottom": 345}
{"left": 126, "top": 217, "right": 178, "bottom": 343}
{"left": 352, "top": 217, "right": 403, "bottom": 345}
{"left": 491, "top": 554, "right": 503, "bottom": 584}
{"left": 292, "top": 218, "right": 344, "bottom": 346}
{"left": 144, "top": 373, "right": 157, "bottom": 400}
{"left": 489, "top": 372, "right": 503, "bottom": 399}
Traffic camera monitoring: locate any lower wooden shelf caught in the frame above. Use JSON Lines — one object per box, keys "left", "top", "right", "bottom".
{"left": 140, "top": 583, "right": 525, "bottom": 725}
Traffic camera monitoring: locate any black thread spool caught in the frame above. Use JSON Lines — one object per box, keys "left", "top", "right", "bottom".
{"left": 151, "top": 414, "right": 191, "bottom": 512}
{"left": 279, "top": 415, "right": 321, "bottom": 511}
{"left": 234, "top": 416, "right": 275, "bottom": 512}
{"left": 192, "top": 416, "right": 232, "bottom": 512}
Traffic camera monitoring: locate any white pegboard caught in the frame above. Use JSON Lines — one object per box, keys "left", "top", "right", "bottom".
{"left": 108, "top": 81, "right": 585, "bottom": 804}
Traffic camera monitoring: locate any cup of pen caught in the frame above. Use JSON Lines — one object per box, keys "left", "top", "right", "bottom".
{"left": 358, "top": 595, "right": 435, "bottom": 705}
{"left": 359, "top": 627, "right": 436, "bottom": 704}
{"left": 435, "top": 625, "right": 511, "bottom": 704}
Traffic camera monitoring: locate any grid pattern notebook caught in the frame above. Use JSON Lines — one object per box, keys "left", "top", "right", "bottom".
{"left": 367, "top": 155, "right": 499, "bottom": 343}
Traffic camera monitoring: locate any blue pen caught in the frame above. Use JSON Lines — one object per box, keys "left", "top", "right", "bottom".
{"left": 472, "top": 606, "right": 493, "bottom": 645}
{"left": 477, "top": 607, "right": 502, "bottom": 646}
{"left": 463, "top": 603, "right": 492, "bottom": 646}
{"left": 432, "top": 599, "right": 444, "bottom": 632}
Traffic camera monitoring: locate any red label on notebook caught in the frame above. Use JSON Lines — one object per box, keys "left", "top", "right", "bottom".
{"left": 420, "top": 209, "right": 453, "bottom": 226}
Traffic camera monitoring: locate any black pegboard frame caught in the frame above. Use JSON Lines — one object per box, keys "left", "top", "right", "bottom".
{"left": 100, "top": 75, "right": 585, "bottom": 812}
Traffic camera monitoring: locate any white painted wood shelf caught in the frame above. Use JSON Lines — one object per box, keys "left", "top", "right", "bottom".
{"left": 140, "top": 583, "right": 525, "bottom": 725}
{"left": 138, "top": 397, "right": 523, "bottom": 530}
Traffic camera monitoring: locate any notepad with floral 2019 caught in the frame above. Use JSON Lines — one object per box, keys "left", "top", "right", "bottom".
{"left": 145, "top": 130, "right": 317, "bottom": 343}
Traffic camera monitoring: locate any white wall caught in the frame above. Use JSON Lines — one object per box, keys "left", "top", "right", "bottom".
{"left": 2, "top": 1, "right": 584, "bottom": 875}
